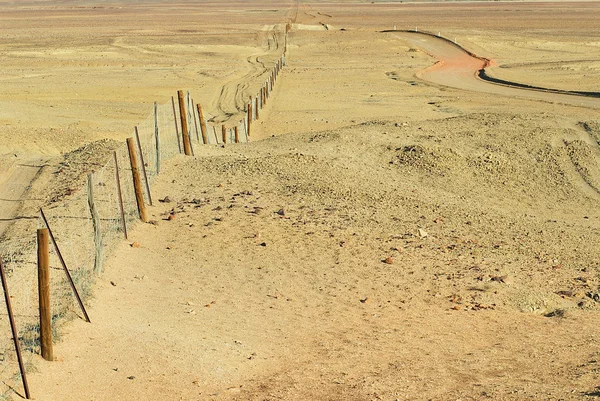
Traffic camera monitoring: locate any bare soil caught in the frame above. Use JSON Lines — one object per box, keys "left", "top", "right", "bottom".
{"left": 0, "top": 1, "right": 600, "bottom": 400}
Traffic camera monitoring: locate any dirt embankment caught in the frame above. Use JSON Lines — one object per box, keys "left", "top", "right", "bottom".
{"left": 29, "top": 112, "right": 600, "bottom": 400}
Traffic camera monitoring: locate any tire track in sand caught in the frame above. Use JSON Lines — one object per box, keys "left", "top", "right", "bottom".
{"left": 208, "top": 26, "right": 282, "bottom": 124}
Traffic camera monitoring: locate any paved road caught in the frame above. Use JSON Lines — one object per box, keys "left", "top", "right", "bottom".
{"left": 392, "top": 31, "right": 600, "bottom": 110}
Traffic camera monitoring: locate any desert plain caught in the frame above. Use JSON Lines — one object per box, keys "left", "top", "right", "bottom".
{"left": 1, "top": 0, "right": 600, "bottom": 400}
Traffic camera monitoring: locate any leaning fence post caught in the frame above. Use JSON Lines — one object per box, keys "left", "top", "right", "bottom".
{"left": 190, "top": 96, "right": 200, "bottom": 142}
{"left": 221, "top": 124, "right": 227, "bottom": 144}
{"left": 134, "top": 127, "right": 153, "bottom": 206}
{"left": 127, "top": 138, "right": 149, "bottom": 223}
{"left": 39, "top": 208, "right": 91, "bottom": 323}
{"left": 212, "top": 125, "right": 219, "bottom": 144}
{"left": 197, "top": 104, "right": 208, "bottom": 144}
{"left": 87, "top": 174, "right": 104, "bottom": 274}
{"left": 234, "top": 126, "right": 239, "bottom": 143}
{"left": 154, "top": 101, "right": 160, "bottom": 174}
{"left": 171, "top": 96, "right": 182, "bottom": 153}
{"left": 0, "top": 258, "right": 31, "bottom": 399}
{"left": 113, "top": 151, "right": 127, "bottom": 239}
{"left": 177, "top": 90, "right": 192, "bottom": 156}
{"left": 37, "top": 228, "right": 53, "bottom": 362}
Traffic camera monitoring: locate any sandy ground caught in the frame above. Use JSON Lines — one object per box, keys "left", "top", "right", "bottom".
{"left": 1, "top": 1, "right": 600, "bottom": 400}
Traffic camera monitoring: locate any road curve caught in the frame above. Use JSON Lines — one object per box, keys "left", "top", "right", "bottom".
{"left": 386, "top": 30, "right": 600, "bottom": 109}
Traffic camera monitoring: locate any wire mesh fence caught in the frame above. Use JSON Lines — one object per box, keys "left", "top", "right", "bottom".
{"left": 0, "top": 27, "right": 288, "bottom": 399}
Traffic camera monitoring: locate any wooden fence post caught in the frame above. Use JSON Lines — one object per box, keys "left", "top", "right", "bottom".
{"left": 247, "top": 103, "right": 252, "bottom": 138}
{"left": 127, "top": 138, "right": 149, "bottom": 223}
{"left": 185, "top": 93, "right": 196, "bottom": 156}
{"left": 134, "top": 127, "right": 153, "bottom": 206}
{"left": 154, "top": 101, "right": 160, "bottom": 174}
{"left": 171, "top": 96, "right": 182, "bottom": 153}
{"left": 255, "top": 97, "right": 260, "bottom": 120}
{"left": 37, "top": 228, "right": 53, "bottom": 362}
{"left": 234, "top": 125, "right": 239, "bottom": 143}
{"left": 197, "top": 104, "right": 208, "bottom": 144}
{"left": 221, "top": 125, "right": 227, "bottom": 144}
{"left": 87, "top": 174, "right": 104, "bottom": 274}
{"left": 0, "top": 258, "right": 31, "bottom": 399}
{"left": 177, "top": 90, "right": 192, "bottom": 156}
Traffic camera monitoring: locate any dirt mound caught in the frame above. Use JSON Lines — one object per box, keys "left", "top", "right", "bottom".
{"left": 565, "top": 139, "right": 600, "bottom": 193}
{"left": 45, "top": 139, "right": 120, "bottom": 204}
{"left": 391, "top": 144, "right": 464, "bottom": 175}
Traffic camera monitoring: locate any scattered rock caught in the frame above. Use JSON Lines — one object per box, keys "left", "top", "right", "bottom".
{"left": 127, "top": 376, "right": 135, "bottom": 380}
{"left": 259, "top": 242, "right": 267, "bottom": 247}
{"left": 110, "top": 281, "right": 117, "bottom": 287}
{"left": 383, "top": 257, "right": 394, "bottom": 264}
{"left": 167, "top": 214, "right": 176, "bottom": 221}
{"left": 159, "top": 196, "right": 172, "bottom": 203}
{"left": 130, "top": 242, "right": 141, "bottom": 248}
{"left": 490, "top": 275, "right": 509, "bottom": 284}
{"left": 276, "top": 208, "right": 286, "bottom": 216}
{"left": 586, "top": 292, "right": 600, "bottom": 302}
{"left": 148, "top": 220, "right": 158, "bottom": 225}
{"left": 360, "top": 297, "right": 371, "bottom": 304}
{"left": 544, "top": 309, "right": 566, "bottom": 318}
{"left": 418, "top": 228, "right": 428, "bottom": 238}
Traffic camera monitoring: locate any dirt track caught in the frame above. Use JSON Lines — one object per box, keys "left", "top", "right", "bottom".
{"left": 393, "top": 31, "right": 600, "bottom": 110}
{"left": 0, "top": 157, "right": 45, "bottom": 237}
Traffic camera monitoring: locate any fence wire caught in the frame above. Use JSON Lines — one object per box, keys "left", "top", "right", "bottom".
{"left": 0, "top": 26, "right": 288, "bottom": 400}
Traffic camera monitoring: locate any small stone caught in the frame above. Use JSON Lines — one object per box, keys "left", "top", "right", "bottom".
{"left": 159, "top": 196, "right": 172, "bottom": 203}
{"left": 383, "top": 257, "right": 394, "bottom": 264}
{"left": 167, "top": 214, "right": 176, "bottom": 221}
{"left": 418, "top": 228, "right": 428, "bottom": 238}
{"left": 276, "top": 209, "right": 285, "bottom": 216}
{"left": 110, "top": 281, "right": 117, "bottom": 287}
{"left": 130, "top": 242, "right": 141, "bottom": 248}
{"left": 544, "top": 309, "right": 565, "bottom": 318}
{"left": 586, "top": 292, "right": 600, "bottom": 302}
{"left": 127, "top": 376, "right": 135, "bottom": 380}
{"left": 360, "top": 297, "right": 371, "bottom": 304}
{"left": 148, "top": 220, "right": 158, "bottom": 225}
{"left": 259, "top": 242, "right": 267, "bottom": 247}
{"left": 490, "top": 275, "right": 509, "bottom": 284}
